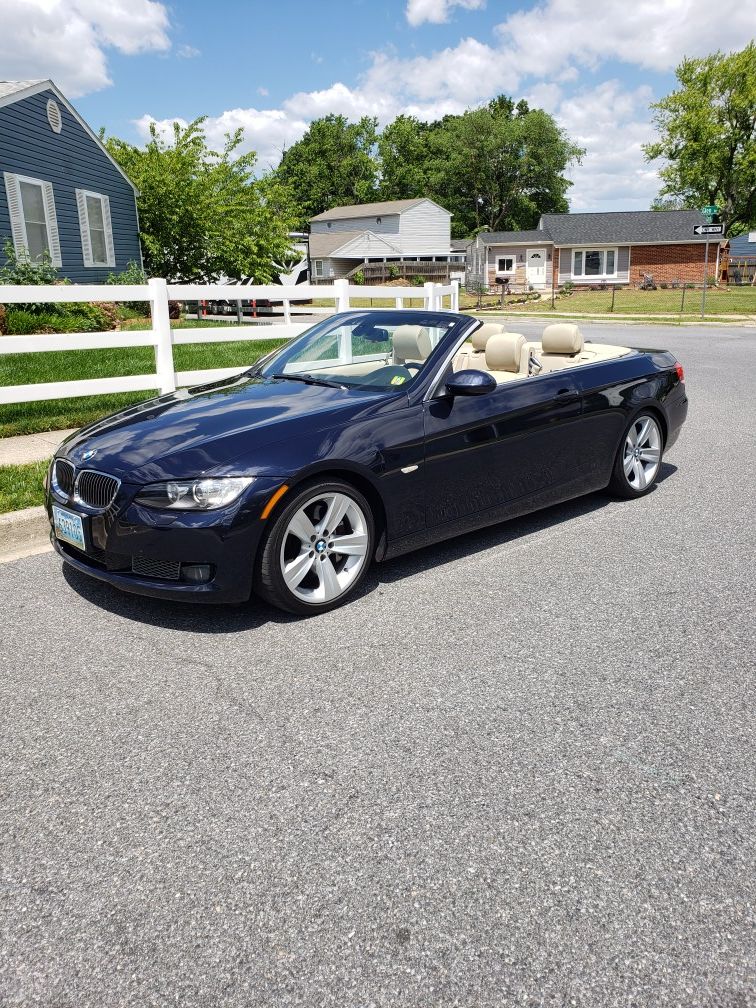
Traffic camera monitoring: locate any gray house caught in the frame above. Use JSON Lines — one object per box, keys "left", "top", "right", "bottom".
{"left": 0, "top": 79, "right": 141, "bottom": 282}
{"left": 308, "top": 198, "right": 453, "bottom": 282}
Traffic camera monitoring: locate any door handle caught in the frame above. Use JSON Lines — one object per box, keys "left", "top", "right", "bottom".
{"left": 555, "top": 388, "right": 579, "bottom": 404}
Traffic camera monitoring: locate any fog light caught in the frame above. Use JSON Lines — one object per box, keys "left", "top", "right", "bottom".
{"left": 181, "top": 563, "right": 212, "bottom": 584}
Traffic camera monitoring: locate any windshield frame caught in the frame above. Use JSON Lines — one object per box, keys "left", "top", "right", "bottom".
{"left": 253, "top": 310, "right": 475, "bottom": 396}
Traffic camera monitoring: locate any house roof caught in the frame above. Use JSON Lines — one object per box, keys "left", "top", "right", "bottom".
{"left": 310, "top": 197, "right": 448, "bottom": 222}
{"left": 0, "top": 80, "right": 46, "bottom": 100}
{"left": 0, "top": 79, "right": 138, "bottom": 194}
{"left": 309, "top": 231, "right": 365, "bottom": 257}
{"left": 541, "top": 209, "right": 711, "bottom": 245}
{"left": 478, "top": 229, "right": 552, "bottom": 245}
{"left": 309, "top": 229, "right": 402, "bottom": 258}
{"left": 728, "top": 233, "right": 756, "bottom": 260}
{"left": 450, "top": 239, "right": 471, "bottom": 251}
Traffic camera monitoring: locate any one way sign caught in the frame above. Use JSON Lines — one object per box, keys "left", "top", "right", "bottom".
{"left": 694, "top": 224, "right": 724, "bottom": 235}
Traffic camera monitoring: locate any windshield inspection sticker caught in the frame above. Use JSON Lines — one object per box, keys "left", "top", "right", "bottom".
{"left": 390, "top": 375, "right": 407, "bottom": 385}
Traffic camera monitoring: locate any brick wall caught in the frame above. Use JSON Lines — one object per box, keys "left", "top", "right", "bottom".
{"left": 629, "top": 243, "right": 708, "bottom": 285}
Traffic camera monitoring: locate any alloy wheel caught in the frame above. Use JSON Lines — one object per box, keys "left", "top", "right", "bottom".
{"left": 279, "top": 491, "right": 369, "bottom": 604}
{"left": 623, "top": 415, "right": 662, "bottom": 491}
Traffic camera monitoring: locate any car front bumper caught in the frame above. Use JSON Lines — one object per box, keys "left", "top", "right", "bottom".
{"left": 47, "top": 475, "right": 285, "bottom": 604}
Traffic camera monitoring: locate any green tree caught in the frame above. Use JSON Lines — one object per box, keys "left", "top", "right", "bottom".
{"left": 103, "top": 118, "right": 296, "bottom": 280}
{"left": 434, "top": 97, "right": 584, "bottom": 237}
{"left": 644, "top": 43, "right": 756, "bottom": 236}
{"left": 274, "top": 115, "right": 379, "bottom": 228}
{"left": 377, "top": 98, "right": 583, "bottom": 238}
{"left": 377, "top": 115, "right": 436, "bottom": 200}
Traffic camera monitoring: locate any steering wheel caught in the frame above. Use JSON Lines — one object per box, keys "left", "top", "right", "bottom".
{"left": 403, "top": 361, "right": 423, "bottom": 373}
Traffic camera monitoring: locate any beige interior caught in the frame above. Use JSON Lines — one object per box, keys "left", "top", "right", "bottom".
{"left": 453, "top": 322, "right": 631, "bottom": 385}
{"left": 392, "top": 324, "right": 432, "bottom": 365}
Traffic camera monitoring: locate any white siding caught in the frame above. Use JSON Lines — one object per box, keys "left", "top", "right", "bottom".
{"left": 311, "top": 215, "right": 401, "bottom": 237}
{"left": 398, "top": 200, "right": 451, "bottom": 255}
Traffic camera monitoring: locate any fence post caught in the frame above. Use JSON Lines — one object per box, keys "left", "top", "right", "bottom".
{"left": 450, "top": 279, "right": 460, "bottom": 311}
{"left": 423, "top": 281, "right": 435, "bottom": 310}
{"left": 283, "top": 298, "right": 291, "bottom": 324}
{"left": 334, "top": 277, "right": 350, "bottom": 313}
{"left": 610, "top": 285, "right": 616, "bottom": 313}
{"left": 149, "top": 277, "right": 175, "bottom": 395}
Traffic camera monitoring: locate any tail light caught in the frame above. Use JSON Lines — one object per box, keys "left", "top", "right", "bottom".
{"left": 675, "top": 362, "right": 684, "bottom": 382}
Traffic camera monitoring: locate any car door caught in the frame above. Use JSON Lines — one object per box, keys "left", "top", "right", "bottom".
{"left": 422, "top": 372, "right": 585, "bottom": 528}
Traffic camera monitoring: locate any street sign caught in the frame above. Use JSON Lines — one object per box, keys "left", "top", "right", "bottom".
{"left": 700, "top": 205, "right": 719, "bottom": 216}
{"left": 693, "top": 224, "right": 724, "bottom": 235}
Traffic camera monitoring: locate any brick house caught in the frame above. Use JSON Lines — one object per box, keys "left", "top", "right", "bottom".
{"left": 467, "top": 210, "right": 718, "bottom": 292}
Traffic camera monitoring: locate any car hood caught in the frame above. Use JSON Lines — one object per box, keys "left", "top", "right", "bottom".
{"left": 58, "top": 374, "right": 385, "bottom": 482}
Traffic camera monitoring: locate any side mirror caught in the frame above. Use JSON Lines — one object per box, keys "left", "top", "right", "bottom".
{"left": 445, "top": 369, "right": 497, "bottom": 397}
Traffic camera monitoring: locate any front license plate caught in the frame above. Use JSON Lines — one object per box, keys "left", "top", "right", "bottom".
{"left": 52, "top": 505, "right": 86, "bottom": 551}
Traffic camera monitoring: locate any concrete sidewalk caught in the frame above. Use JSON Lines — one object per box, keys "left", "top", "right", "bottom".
{"left": 0, "top": 428, "right": 75, "bottom": 466}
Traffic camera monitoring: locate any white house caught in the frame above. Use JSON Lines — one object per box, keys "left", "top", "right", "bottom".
{"left": 308, "top": 198, "right": 453, "bottom": 282}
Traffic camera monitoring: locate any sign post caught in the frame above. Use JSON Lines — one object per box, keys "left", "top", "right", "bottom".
{"left": 694, "top": 224, "right": 724, "bottom": 319}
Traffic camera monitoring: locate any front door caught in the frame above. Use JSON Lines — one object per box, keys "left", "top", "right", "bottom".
{"left": 421, "top": 373, "right": 584, "bottom": 529}
{"left": 526, "top": 248, "right": 547, "bottom": 287}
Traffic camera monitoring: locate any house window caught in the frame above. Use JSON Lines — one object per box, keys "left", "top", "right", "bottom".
{"left": 572, "top": 248, "right": 617, "bottom": 279}
{"left": 75, "top": 190, "right": 115, "bottom": 267}
{"left": 313, "top": 259, "right": 325, "bottom": 277}
{"left": 496, "top": 256, "right": 515, "bottom": 273}
{"left": 3, "top": 172, "right": 62, "bottom": 266}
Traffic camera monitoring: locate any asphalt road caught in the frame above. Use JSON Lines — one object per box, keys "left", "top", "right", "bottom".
{"left": 1, "top": 324, "right": 754, "bottom": 1008}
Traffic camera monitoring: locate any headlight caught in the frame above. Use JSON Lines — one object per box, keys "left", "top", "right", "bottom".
{"left": 134, "top": 477, "right": 255, "bottom": 511}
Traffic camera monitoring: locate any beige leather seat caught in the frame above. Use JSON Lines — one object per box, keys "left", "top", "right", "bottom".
{"left": 528, "top": 323, "right": 583, "bottom": 374}
{"left": 484, "top": 332, "right": 526, "bottom": 384}
{"left": 392, "top": 325, "right": 432, "bottom": 366}
{"left": 452, "top": 322, "right": 505, "bottom": 371}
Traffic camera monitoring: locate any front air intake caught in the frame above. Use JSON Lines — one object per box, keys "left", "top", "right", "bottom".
{"left": 76, "top": 470, "right": 120, "bottom": 509}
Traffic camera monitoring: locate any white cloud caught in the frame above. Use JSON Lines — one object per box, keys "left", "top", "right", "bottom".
{"left": 177, "top": 44, "right": 200, "bottom": 59}
{"left": 257, "top": 86, "right": 269, "bottom": 97}
{"left": 406, "top": 0, "right": 486, "bottom": 27}
{"left": 0, "top": 0, "right": 170, "bottom": 96}
{"left": 555, "top": 82, "right": 661, "bottom": 211}
{"left": 495, "top": 0, "right": 753, "bottom": 74}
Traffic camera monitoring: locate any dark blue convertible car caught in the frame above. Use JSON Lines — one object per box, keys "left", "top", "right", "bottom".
{"left": 46, "top": 310, "right": 688, "bottom": 614}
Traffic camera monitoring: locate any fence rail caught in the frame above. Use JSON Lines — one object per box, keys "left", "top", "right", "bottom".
{"left": 0, "top": 277, "right": 459, "bottom": 406}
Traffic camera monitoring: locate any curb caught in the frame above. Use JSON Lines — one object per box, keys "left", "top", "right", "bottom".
{"left": 0, "top": 506, "right": 52, "bottom": 564}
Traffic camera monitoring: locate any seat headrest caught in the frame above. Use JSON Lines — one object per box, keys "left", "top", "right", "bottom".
{"left": 391, "top": 325, "right": 432, "bottom": 364}
{"left": 485, "top": 332, "right": 525, "bottom": 374}
{"left": 542, "top": 323, "right": 583, "bottom": 355}
{"left": 471, "top": 322, "right": 505, "bottom": 352}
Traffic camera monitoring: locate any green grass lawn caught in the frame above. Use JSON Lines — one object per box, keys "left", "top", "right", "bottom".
{"left": 0, "top": 459, "right": 49, "bottom": 513}
{"left": 0, "top": 318, "right": 288, "bottom": 438}
{"left": 461, "top": 286, "right": 756, "bottom": 317}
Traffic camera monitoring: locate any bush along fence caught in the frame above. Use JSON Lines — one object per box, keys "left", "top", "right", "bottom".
{"left": 0, "top": 278, "right": 459, "bottom": 406}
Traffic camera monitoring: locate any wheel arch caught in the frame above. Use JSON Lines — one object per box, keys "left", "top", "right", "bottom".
{"left": 254, "top": 463, "right": 388, "bottom": 566}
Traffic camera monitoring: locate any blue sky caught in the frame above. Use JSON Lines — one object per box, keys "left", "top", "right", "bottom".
{"left": 1, "top": 0, "right": 751, "bottom": 213}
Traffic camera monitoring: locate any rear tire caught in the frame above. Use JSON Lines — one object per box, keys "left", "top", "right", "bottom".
{"left": 608, "top": 412, "right": 663, "bottom": 498}
{"left": 255, "top": 479, "right": 375, "bottom": 615}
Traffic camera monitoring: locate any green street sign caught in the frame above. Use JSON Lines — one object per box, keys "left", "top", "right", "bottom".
{"left": 701, "top": 205, "right": 719, "bottom": 215}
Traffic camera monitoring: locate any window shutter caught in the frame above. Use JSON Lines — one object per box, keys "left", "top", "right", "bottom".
{"left": 3, "top": 173, "right": 27, "bottom": 258}
{"left": 101, "top": 195, "right": 116, "bottom": 267}
{"left": 75, "top": 189, "right": 93, "bottom": 267}
{"left": 41, "top": 182, "right": 62, "bottom": 267}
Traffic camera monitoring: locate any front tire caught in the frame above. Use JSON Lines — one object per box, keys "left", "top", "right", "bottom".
{"left": 608, "top": 412, "right": 663, "bottom": 498}
{"left": 255, "top": 480, "right": 375, "bottom": 615}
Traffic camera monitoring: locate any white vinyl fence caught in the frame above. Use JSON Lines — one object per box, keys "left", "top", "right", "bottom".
{"left": 0, "top": 277, "right": 459, "bottom": 406}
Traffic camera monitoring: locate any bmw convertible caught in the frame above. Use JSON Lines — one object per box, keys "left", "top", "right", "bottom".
{"left": 46, "top": 310, "right": 688, "bottom": 614}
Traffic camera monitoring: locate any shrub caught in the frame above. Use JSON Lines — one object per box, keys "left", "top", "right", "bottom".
{"left": 410, "top": 275, "right": 425, "bottom": 287}
{"left": 107, "top": 260, "right": 149, "bottom": 316}
{"left": 5, "top": 305, "right": 110, "bottom": 335}
{"left": 387, "top": 264, "right": 400, "bottom": 280}
{"left": 660, "top": 282, "right": 668, "bottom": 289}
{"left": 0, "top": 303, "right": 6, "bottom": 336}
{"left": 561, "top": 281, "right": 574, "bottom": 294}
{"left": 352, "top": 270, "right": 365, "bottom": 286}
{"left": 0, "top": 239, "right": 58, "bottom": 288}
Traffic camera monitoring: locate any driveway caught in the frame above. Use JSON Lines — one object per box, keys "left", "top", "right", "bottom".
{"left": 1, "top": 324, "right": 754, "bottom": 1007}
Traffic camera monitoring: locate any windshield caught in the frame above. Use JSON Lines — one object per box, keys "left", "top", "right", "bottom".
{"left": 256, "top": 312, "right": 460, "bottom": 391}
